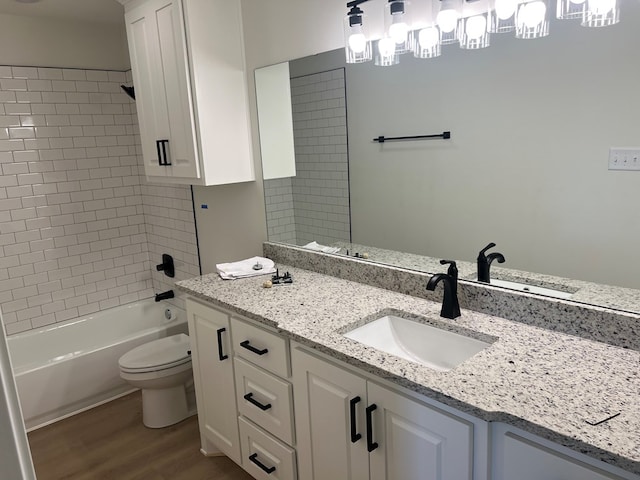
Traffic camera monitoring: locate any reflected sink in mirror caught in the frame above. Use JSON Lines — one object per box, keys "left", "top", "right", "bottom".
{"left": 343, "top": 315, "right": 493, "bottom": 372}
{"left": 488, "top": 279, "right": 574, "bottom": 300}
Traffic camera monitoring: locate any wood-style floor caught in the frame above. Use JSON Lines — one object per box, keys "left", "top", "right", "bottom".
{"left": 27, "top": 392, "right": 254, "bottom": 480}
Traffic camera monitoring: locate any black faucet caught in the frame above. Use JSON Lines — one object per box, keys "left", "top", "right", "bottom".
{"left": 426, "top": 260, "right": 461, "bottom": 319}
{"left": 477, "top": 243, "right": 505, "bottom": 283}
{"left": 155, "top": 290, "right": 174, "bottom": 302}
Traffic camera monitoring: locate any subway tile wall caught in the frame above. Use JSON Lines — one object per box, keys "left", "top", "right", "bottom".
{"left": 263, "top": 177, "right": 297, "bottom": 244}
{"left": 0, "top": 66, "right": 199, "bottom": 335}
{"left": 263, "top": 68, "right": 351, "bottom": 247}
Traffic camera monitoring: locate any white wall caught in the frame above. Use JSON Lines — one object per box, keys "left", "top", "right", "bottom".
{"left": 0, "top": 14, "right": 129, "bottom": 71}
{"left": 346, "top": 18, "right": 640, "bottom": 289}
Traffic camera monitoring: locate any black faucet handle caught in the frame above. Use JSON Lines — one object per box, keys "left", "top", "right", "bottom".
{"left": 479, "top": 242, "right": 497, "bottom": 257}
{"left": 439, "top": 259, "right": 458, "bottom": 279}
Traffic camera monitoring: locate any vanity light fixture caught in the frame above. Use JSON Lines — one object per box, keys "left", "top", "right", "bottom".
{"left": 459, "top": 0, "right": 492, "bottom": 49}
{"left": 344, "top": 0, "right": 373, "bottom": 63}
{"left": 515, "top": 0, "right": 550, "bottom": 39}
{"left": 491, "top": 0, "right": 520, "bottom": 32}
{"left": 385, "top": 0, "right": 413, "bottom": 54}
{"left": 556, "top": 0, "right": 587, "bottom": 19}
{"left": 344, "top": 0, "right": 620, "bottom": 65}
{"left": 375, "top": 37, "right": 401, "bottom": 65}
{"left": 437, "top": 0, "right": 462, "bottom": 44}
{"left": 459, "top": 14, "right": 491, "bottom": 48}
{"left": 413, "top": 25, "right": 442, "bottom": 58}
{"left": 582, "top": 0, "right": 620, "bottom": 27}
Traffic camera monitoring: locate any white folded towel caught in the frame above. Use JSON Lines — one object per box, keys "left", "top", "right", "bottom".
{"left": 303, "top": 241, "right": 341, "bottom": 254}
{"left": 216, "top": 256, "right": 276, "bottom": 280}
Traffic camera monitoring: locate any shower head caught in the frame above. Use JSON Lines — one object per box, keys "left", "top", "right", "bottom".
{"left": 121, "top": 85, "right": 135, "bottom": 101}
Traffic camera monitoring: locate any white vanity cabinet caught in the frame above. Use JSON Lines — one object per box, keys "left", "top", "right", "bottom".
{"left": 491, "top": 423, "right": 640, "bottom": 480}
{"left": 122, "top": 0, "right": 254, "bottom": 185}
{"left": 186, "top": 298, "right": 241, "bottom": 463}
{"left": 186, "top": 297, "right": 296, "bottom": 479}
{"left": 292, "top": 345, "right": 475, "bottom": 480}
{"left": 232, "top": 318, "right": 297, "bottom": 480}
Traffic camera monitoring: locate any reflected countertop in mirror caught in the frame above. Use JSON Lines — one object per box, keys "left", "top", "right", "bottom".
{"left": 300, "top": 241, "right": 640, "bottom": 314}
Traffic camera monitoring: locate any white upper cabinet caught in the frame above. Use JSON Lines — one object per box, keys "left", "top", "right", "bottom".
{"left": 122, "top": 0, "right": 254, "bottom": 185}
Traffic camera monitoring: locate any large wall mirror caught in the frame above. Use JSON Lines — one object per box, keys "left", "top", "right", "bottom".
{"left": 256, "top": 2, "right": 640, "bottom": 314}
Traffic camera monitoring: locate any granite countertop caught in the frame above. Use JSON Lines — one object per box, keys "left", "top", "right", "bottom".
{"left": 176, "top": 266, "right": 640, "bottom": 475}
{"left": 330, "top": 241, "right": 640, "bottom": 313}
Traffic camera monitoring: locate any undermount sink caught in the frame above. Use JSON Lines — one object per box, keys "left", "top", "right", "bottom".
{"left": 489, "top": 279, "right": 574, "bottom": 299}
{"left": 343, "top": 315, "right": 492, "bottom": 372}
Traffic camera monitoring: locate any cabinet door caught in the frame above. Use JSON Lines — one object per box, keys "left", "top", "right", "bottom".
{"left": 292, "top": 347, "right": 369, "bottom": 480}
{"left": 493, "top": 428, "right": 633, "bottom": 480}
{"left": 368, "top": 382, "right": 473, "bottom": 480}
{"left": 186, "top": 300, "right": 240, "bottom": 463}
{"left": 125, "top": 0, "right": 198, "bottom": 180}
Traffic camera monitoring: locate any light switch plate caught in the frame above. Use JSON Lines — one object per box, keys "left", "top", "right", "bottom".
{"left": 609, "top": 147, "right": 640, "bottom": 171}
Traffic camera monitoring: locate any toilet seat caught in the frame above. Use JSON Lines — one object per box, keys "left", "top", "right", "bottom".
{"left": 119, "top": 334, "right": 191, "bottom": 374}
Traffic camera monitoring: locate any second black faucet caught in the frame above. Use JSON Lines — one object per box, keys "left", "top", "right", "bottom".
{"left": 477, "top": 242, "right": 505, "bottom": 283}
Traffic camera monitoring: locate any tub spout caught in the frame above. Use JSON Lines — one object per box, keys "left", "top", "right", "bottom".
{"left": 155, "top": 290, "right": 174, "bottom": 302}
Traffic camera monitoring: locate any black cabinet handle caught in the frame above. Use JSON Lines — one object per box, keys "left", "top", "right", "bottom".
{"left": 366, "top": 403, "right": 378, "bottom": 452}
{"left": 350, "top": 396, "right": 362, "bottom": 443}
{"left": 156, "top": 139, "right": 170, "bottom": 166}
{"left": 249, "top": 453, "right": 276, "bottom": 474}
{"left": 244, "top": 392, "right": 272, "bottom": 411}
{"left": 216, "top": 328, "right": 228, "bottom": 361}
{"left": 240, "top": 340, "right": 268, "bottom": 356}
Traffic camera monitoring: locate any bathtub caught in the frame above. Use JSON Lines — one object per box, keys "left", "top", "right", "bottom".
{"left": 7, "top": 299, "right": 187, "bottom": 431}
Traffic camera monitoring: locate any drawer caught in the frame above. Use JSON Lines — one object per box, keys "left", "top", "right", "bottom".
{"left": 234, "top": 357, "right": 294, "bottom": 445}
{"left": 239, "top": 417, "right": 297, "bottom": 480}
{"left": 232, "top": 317, "right": 289, "bottom": 378}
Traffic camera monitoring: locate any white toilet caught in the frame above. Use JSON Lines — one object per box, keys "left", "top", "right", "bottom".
{"left": 118, "top": 333, "right": 195, "bottom": 428}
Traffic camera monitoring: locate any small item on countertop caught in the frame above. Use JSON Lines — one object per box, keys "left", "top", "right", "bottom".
{"left": 271, "top": 270, "right": 293, "bottom": 285}
{"left": 262, "top": 280, "right": 273, "bottom": 288}
{"left": 216, "top": 256, "right": 276, "bottom": 280}
{"left": 346, "top": 250, "right": 369, "bottom": 259}
{"left": 303, "top": 241, "right": 341, "bottom": 254}
{"left": 584, "top": 411, "right": 621, "bottom": 426}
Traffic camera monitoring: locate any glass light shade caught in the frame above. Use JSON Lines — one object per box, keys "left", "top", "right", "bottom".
{"left": 556, "top": 0, "right": 586, "bottom": 19}
{"left": 385, "top": 1, "right": 412, "bottom": 54}
{"left": 491, "top": 0, "right": 518, "bottom": 32}
{"left": 459, "top": 14, "right": 490, "bottom": 49}
{"left": 515, "top": 0, "right": 550, "bottom": 39}
{"left": 344, "top": 11, "right": 372, "bottom": 63}
{"left": 413, "top": 25, "right": 442, "bottom": 58}
{"left": 437, "top": 0, "right": 462, "bottom": 44}
{"left": 582, "top": 0, "right": 619, "bottom": 26}
{"left": 375, "top": 37, "right": 400, "bottom": 66}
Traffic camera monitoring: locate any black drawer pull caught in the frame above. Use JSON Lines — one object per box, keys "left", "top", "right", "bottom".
{"left": 366, "top": 403, "right": 378, "bottom": 452}
{"left": 244, "top": 392, "right": 272, "bottom": 411}
{"left": 240, "top": 340, "right": 268, "bottom": 356}
{"left": 249, "top": 453, "right": 276, "bottom": 474}
{"left": 216, "top": 328, "right": 228, "bottom": 361}
{"left": 350, "top": 396, "right": 362, "bottom": 443}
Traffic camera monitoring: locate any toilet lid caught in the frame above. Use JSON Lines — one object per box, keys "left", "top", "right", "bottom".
{"left": 119, "top": 334, "right": 191, "bottom": 372}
